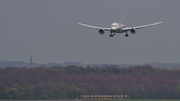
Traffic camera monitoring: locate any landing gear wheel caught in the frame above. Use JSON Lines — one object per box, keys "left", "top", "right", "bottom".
{"left": 125, "top": 34, "right": 129, "bottom": 37}
{"left": 109, "top": 35, "right": 113, "bottom": 37}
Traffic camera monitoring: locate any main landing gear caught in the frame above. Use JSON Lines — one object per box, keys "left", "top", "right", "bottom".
{"left": 125, "top": 34, "right": 129, "bottom": 37}
{"left": 109, "top": 32, "right": 115, "bottom": 37}
{"left": 125, "top": 32, "right": 129, "bottom": 37}
{"left": 109, "top": 35, "right": 113, "bottom": 37}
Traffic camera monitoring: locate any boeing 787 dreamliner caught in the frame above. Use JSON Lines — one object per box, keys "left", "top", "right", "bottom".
{"left": 78, "top": 13, "right": 162, "bottom": 37}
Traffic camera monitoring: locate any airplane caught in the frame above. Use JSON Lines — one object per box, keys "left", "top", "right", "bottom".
{"left": 77, "top": 13, "right": 163, "bottom": 37}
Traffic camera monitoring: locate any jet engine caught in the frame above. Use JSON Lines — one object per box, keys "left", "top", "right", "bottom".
{"left": 99, "top": 29, "right": 105, "bottom": 35}
{"left": 130, "top": 28, "right": 136, "bottom": 34}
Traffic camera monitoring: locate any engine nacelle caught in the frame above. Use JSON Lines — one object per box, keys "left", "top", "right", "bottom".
{"left": 130, "top": 28, "right": 136, "bottom": 34}
{"left": 99, "top": 29, "right": 105, "bottom": 35}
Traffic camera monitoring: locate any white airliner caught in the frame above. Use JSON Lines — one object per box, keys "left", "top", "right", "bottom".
{"left": 78, "top": 13, "right": 162, "bottom": 37}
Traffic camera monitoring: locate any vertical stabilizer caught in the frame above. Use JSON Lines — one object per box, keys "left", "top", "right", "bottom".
{"left": 122, "top": 11, "right": 125, "bottom": 24}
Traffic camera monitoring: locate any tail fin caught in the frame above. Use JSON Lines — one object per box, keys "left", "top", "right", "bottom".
{"left": 122, "top": 11, "right": 125, "bottom": 24}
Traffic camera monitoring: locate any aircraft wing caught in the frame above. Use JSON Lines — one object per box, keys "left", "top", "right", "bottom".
{"left": 78, "top": 22, "right": 111, "bottom": 31}
{"left": 122, "top": 21, "right": 163, "bottom": 31}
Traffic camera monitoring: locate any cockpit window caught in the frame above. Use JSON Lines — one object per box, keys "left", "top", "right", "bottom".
{"left": 111, "top": 25, "right": 117, "bottom": 27}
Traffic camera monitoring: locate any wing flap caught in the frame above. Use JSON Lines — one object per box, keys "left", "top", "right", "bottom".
{"left": 134, "top": 21, "right": 163, "bottom": 29}
{"left": 122, "top": 21, "right": 163, "bottom": 31}
{"left": 78, "top": 22, "right": 111, "bottom": 31}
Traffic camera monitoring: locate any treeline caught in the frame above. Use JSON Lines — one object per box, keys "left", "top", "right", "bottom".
{"left": 0, "top": 65, "right": 180, "bottom": 99}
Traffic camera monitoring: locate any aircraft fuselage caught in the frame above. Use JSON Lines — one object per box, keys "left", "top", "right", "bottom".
{"left": 110, "top": 22, "right": 126, "bottom": 33}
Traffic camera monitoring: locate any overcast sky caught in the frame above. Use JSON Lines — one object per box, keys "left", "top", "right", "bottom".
{"left": 0, "top": 0, "right": 180, "bottom": 64}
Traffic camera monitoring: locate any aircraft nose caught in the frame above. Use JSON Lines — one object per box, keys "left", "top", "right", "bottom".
{"left": 111, "top": 27, "right": 118, "bottom": 30}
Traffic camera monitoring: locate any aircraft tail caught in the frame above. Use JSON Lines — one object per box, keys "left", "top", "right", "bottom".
{"left": 122, "top": 11, "right": 125, "bottom": 24}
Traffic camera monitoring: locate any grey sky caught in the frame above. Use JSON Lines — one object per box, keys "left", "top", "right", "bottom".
{"left": 0, "top": 0, "right": 180, "bottom": 64}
